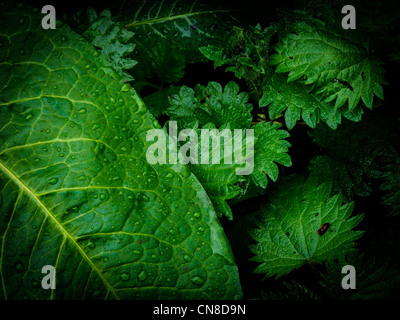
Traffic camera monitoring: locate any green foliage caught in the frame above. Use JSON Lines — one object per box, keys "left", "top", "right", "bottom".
{"left": 270, "top": 13, "right": 386, "bottom": 111}
{"left": 249, "top": 175, "right": 364, "bottom": 279}
{"left": 75, "top": 8, "right": 137, "bottom": 82}
{"left": 118, "top": 0, "right": 235, "bottom": 91}
{"left": 1, "top": 0, "right": 399, "bottom": 301}
{"left": 167, "top": 81, "right": 253, "bottom": 129}
{"left": 200, "top": 24, "right": 275, "bottom": 79}
{"left": 260, "top": 73, "right": 321, "bottom": 129}
{"left": 251, "top": 122, "right": 292, "bottom": 188}
{"left": 0, "top": 5, "right": 242, "bottom": 299}
{"left": 165, "top": 81, "right": 291, "bottom": 218}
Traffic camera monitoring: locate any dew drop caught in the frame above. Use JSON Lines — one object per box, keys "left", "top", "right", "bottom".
{"left": 92, "top": 124, "right": 100, "bottom": 130}
{"left": 193, "top": 212, "right": 200, "bottom": 218}
{"left": 78, "top": 175, "right": 86, "bottom": 181}
{"left": 87, "top": 241, "right": 95, "bottom": 250}
{"left": 103, "top": 257, "right": 109, "bottom": 262}
{"left": 15, "top": 262, "right": 24, "bottom": 272}
{"left": 121, "top": 147, "right": 127, "bottom": 152}
{"left": 142, "top": 195, "right": 150, "bottom": 202}
{"left": 85, "top": 64, "right": 91, "bottom": 69}
{"left": 31, "top": 280, "right": 41, "bottom": 288}
{"left": 48, "top": 177, "right": 58, "bottom": 185}
{"left": 99, "top": 193, "right": 106, "bottom": 200}
{"left": 121, "top": 83, "right": 130, "bottom": 92}
{"left": 190, "top": 276, "right": 204, "bottom": 285}
{"left": 166, "top": 173, "right": 173, "bottom": 179}
{"left": 120, "top": 273, "right": 130, "bottom": 281}
{"left": 133, "top": 250, "right": 140, "bottom": 255}
{"left": 78, "top": 108, "right": 87, "bottom": 114}
{"left": 138, "top": 271, "right": 146, "bottom": 281}
{"left": 183, "top": 255, "right": 191, "bottom": 262}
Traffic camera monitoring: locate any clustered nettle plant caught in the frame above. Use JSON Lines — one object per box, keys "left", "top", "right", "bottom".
{"left": 0, "top": 0, "right": 399, "bottom": 300}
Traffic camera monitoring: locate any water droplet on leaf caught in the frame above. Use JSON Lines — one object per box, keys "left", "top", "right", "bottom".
{"left": 48, "top": 178, "right": 58, "bottom": 185}
{"left": 15, "top": 262, "right": 24, "bottom": 272}
{"left": 121, "top": 83, "right": 130, "bottom": 92}
{"left": 190, "top": 276, "right": 204, "bottom": 285}
{"left": 138, "top": 271, "right": 146, "bottom": 281}
{"left": 120, "top": 273, "right": 130, "bottom": 281}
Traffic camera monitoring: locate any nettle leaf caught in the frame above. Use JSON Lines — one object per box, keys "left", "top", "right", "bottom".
{"left": 189, "top": 122, "right": 291, "bottom": 218}
{"left": 80, "top": 8, "right": 137, "bottom": 82}
{"left": 198, "top": 122, "right": 291, "bottom": 218}
{"left": 321, "top": 254, "right": 400, "bottom": 299}
{"left": 200, "top": 24, "right": 275, "bottom": 79}
{"left": 120, "top": 0, "right": 234, "bottom": 90}
{"left": 249, "top": 175, "right": 364, "bottom": 279}
{"left": 261, "top": 73, "right": 320, "bottom": 130}
{"left": 251, "top": 122, "right": 292, "bottom": 188}
{"left": 308, "top": 114, "right": 396, "bottom": 202}
{"left": 165, "top": 82, "right": 291, "bottom": 218}
{"left": 0, "top": 6, "right": 242, "bottom": 299}
{"left": 169, "top": 122, "right": 248, "bottom": 220}
{"left": 167, "top": 81, "right": 253, "bottom": 129}
{"left": 270, "top": 15, "right": 385, "bottom": 111}
{"left": 260, "top": 72, "right": 367, "bottom": 130}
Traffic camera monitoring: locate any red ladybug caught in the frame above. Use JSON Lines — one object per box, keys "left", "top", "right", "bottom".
{"left": 317, "top": 223, "right": 331, "bottom": 236}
